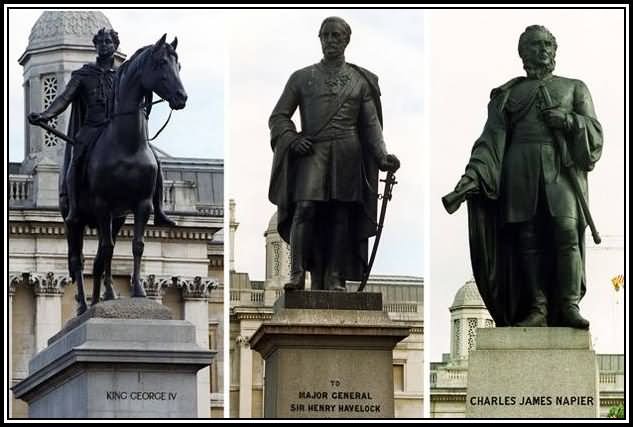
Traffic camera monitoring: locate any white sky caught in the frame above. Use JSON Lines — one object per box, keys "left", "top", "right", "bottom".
{"left": 7, "top": 8, "right": 226, "bottom": 161}
{"left": 228, "top": 9, "right": 426, "bottom": 282}
{"left": 427, "top": 9, "right": 627, "bottom": 361}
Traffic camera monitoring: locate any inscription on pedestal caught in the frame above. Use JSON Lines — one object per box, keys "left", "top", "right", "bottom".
{"left": 288, "top": 380, "right": 382, "bottom": 416}
{"left": 468, "top": 394, "right": 595, "bottom": 407}
{"left": 105, "top": 391, "right": 178, "bottom": 401}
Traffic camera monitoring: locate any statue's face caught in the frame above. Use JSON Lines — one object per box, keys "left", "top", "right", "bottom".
{"left": 522, "top": 30, "right": 556, "bottom": 70}
{"left": 319, "top": 21, "right": 348, "bottom": 60}
{"left": 95, "top": 33, "right": 115, "bottom": 59}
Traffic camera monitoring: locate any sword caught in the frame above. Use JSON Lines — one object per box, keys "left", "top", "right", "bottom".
{"left": 358, "top": 171, "right": 397, "bottom": 292}
{"left": 539, "top": 84, "right": 601, "bottom": 244}
{"left": 29, "top": 118, "right": 75, "bottom": 146}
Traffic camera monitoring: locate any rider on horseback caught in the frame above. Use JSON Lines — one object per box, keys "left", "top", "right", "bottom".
{"left": 28, "top": 27, "right": 175, "bottom": 227}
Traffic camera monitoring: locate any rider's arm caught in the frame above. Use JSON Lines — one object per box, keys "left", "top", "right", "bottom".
{"left": 40, "top": 77, "right": 81, "bottom": 120}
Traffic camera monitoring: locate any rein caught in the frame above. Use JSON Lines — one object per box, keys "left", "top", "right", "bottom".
{"left": 111, "top": 98, "right": 173, "bottom": 142}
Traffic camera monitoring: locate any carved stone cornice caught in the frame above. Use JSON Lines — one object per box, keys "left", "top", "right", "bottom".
{"left": 229, "top": 309, "right": 274, "bottom": 322}
{"left": 9, "top": 271, "right": 69, "bottom": 296}
{"left": 9, "top": 221, "right": 217, "bottom": 241}
{"left": 430, "top": 393, "right": 467, "bottom": 402}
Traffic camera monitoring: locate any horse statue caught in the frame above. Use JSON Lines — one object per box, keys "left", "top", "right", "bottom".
{"left": 59, "top": 35, "right": 186, "bottom": 315}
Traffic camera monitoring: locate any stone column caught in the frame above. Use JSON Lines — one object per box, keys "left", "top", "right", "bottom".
{"left": 32, "top": 272, "right": 67, "bottom": 352}
{"left": 182, "top": 277, "right": 215, "bottom": 418}
{"left": 229, "top": 199, "right": 238, "bottom": 272}
{"left": 8, "top": 275, "right": 20, "bottom": 418}
{"left": 236, "top": 334, "right": 253, "bottom": 418}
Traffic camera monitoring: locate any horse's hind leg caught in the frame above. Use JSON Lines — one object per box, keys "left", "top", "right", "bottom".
{"left": 131, "top": 201, "right": 150, "bottom": 297}
{"left": 102, "top": 216, "right": 125, "bottom": 301}
{"left": 67, "top": 222, "right": 87, "bottom": 316}
{"left": 92, "top": 209, "right": 114, "bottom": 305}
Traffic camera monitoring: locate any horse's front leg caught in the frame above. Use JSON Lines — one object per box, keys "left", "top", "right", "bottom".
{"left": 131, "top": 200, "right": 150, "bottom": 297}
{"left": 93, "top": 208, "right": 114, "bottom": 305}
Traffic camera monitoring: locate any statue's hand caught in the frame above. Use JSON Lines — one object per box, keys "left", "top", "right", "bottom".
{"left": 28, "top": 112, "right": 45, "bottom": 125}
{"left": 379, "top": 154, "right": 400, "bottom": 172}
{"left": 454, "top": 175, "right": 479, "bottom": 197}
{"left": 542, "top": 108, "right": 568, "bottom": 130}
{"left": 291, "top": 137, "right": 313, "bottom": 156}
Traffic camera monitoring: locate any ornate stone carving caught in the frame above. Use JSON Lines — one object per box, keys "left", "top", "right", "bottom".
{"left": 235, "top": 335, "right": 250, "bottom": 347}
{"left": 22, "top": 272, "right": 70, "bottom": 296}
{"left": 8, "top": 272, "right": 26, "bottom": 297}
{"left": 140, "top": 274, "right": 171, "bottom": 298}
{"left": 28, "top": 11, "right": 112, "bottom": 50}
{"left": 41, "top": 74, "right": 59, "bottom": 147}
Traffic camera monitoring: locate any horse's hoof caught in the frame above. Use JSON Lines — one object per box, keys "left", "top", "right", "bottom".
{"left": 103, "top": 290, "right": 118, "bottom": 301}
{"left": 154, "top": 212, "right": 176, "bottom": 227}
{"left": 132, "top": 287, "right": 147, "bottom": 298}
{"left": 76, "top": 304, "right": 88, "bottom": 316}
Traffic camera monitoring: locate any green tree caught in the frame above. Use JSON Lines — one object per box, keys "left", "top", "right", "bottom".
{"left": 608, "top": 403, "right": 624, "bottom": 419}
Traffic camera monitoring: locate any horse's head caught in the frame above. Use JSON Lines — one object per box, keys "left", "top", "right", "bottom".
{"left": 142, "top": 34, "right": 187, "bottom": 110}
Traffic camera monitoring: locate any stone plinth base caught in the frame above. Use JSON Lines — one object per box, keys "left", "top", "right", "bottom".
{"left": 12, "top": 299, "right": 214, "bottom": 418}
{"left": 465, "top": 327, "right": 599, "bottom": 418}
{"left": 250, "top": 291, "right": 409, "bottom": 418}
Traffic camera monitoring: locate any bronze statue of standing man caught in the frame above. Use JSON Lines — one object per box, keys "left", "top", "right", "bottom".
{"left": 447, "top": 25, "right": 603, "bottom": 329}
{"left": 268, "top": 17, "right": 400, "bottom": 292}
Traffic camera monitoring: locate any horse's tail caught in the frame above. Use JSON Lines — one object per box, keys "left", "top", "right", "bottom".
{"left": 59, "top": 141, "right": 71, "bottom": 218}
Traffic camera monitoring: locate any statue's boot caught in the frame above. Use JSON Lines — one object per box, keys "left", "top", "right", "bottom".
{"left": 284, "top": 271, "right": 305, "bottom": 291}
{"left": 284, "top": 205, "right": 312, "bottom": 291}
{"left": 555, "top": 218, "right": 589, "bottom": 330}
{"left": 557, "top": 254, "right": 589, "bottom": 329}
{"left": 326, "top": 204, "right": 348, "bottom": 292}
{"left": 64, "top": 162, "right": 80, "bottom": 224}
{"left": 153, "top": 165, "right": 176, "bottom": 227}
{"left": 516, "top": 307, "right": 547, "bottom": 327}
{"left": 515, "top": 236, "right": 547, "bottom": 327}
{"left": 328, "top": 272, "right": 346, "bottom": 291}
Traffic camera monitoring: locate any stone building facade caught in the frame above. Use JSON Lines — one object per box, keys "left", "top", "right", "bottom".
{"left": 228, "top": 205, "right": 424, "bottom": 418}
{"left": 8, "top": 11, "right": 224, "bottom": 418}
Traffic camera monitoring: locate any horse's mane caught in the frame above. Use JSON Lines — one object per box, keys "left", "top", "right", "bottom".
{"left": 117, "top": 44, "right": 152, "bottom": 77}
{"left": 115, "top": 45, "right": 153, "bottom": 116}
{"left": 117, "top": 40, "right": 177, "bottom": 77}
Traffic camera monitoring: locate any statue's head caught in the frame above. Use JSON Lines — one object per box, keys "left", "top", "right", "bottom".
{"left": 93, "top": 28, "right": 119, "bottom": 59}
{"left": 318, "top": 16, "right": 351, "bottom": 60}
{"left": 518, "top": 25, "right": 557, "bottom": 77}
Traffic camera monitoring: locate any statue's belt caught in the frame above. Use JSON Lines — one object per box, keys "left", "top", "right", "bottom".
{"left": 308, "top": 129, "right": 358, "bottom": 143}
{"left": 511, "top": 137, "right": 555, "bottom": 145}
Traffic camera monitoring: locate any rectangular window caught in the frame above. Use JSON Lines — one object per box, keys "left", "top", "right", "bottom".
{"left": 393, "top": 364, "right": 404, "bottom": 392}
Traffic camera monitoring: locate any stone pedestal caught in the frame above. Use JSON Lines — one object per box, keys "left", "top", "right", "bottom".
{"left": 250, "top": 291, "right": 409, "bottom": 419}
{"left": 12, "top": 299, "right": 214, "bottom": 418}
{"left": 465, "top": 327, "right": 599, "bottom": 418}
